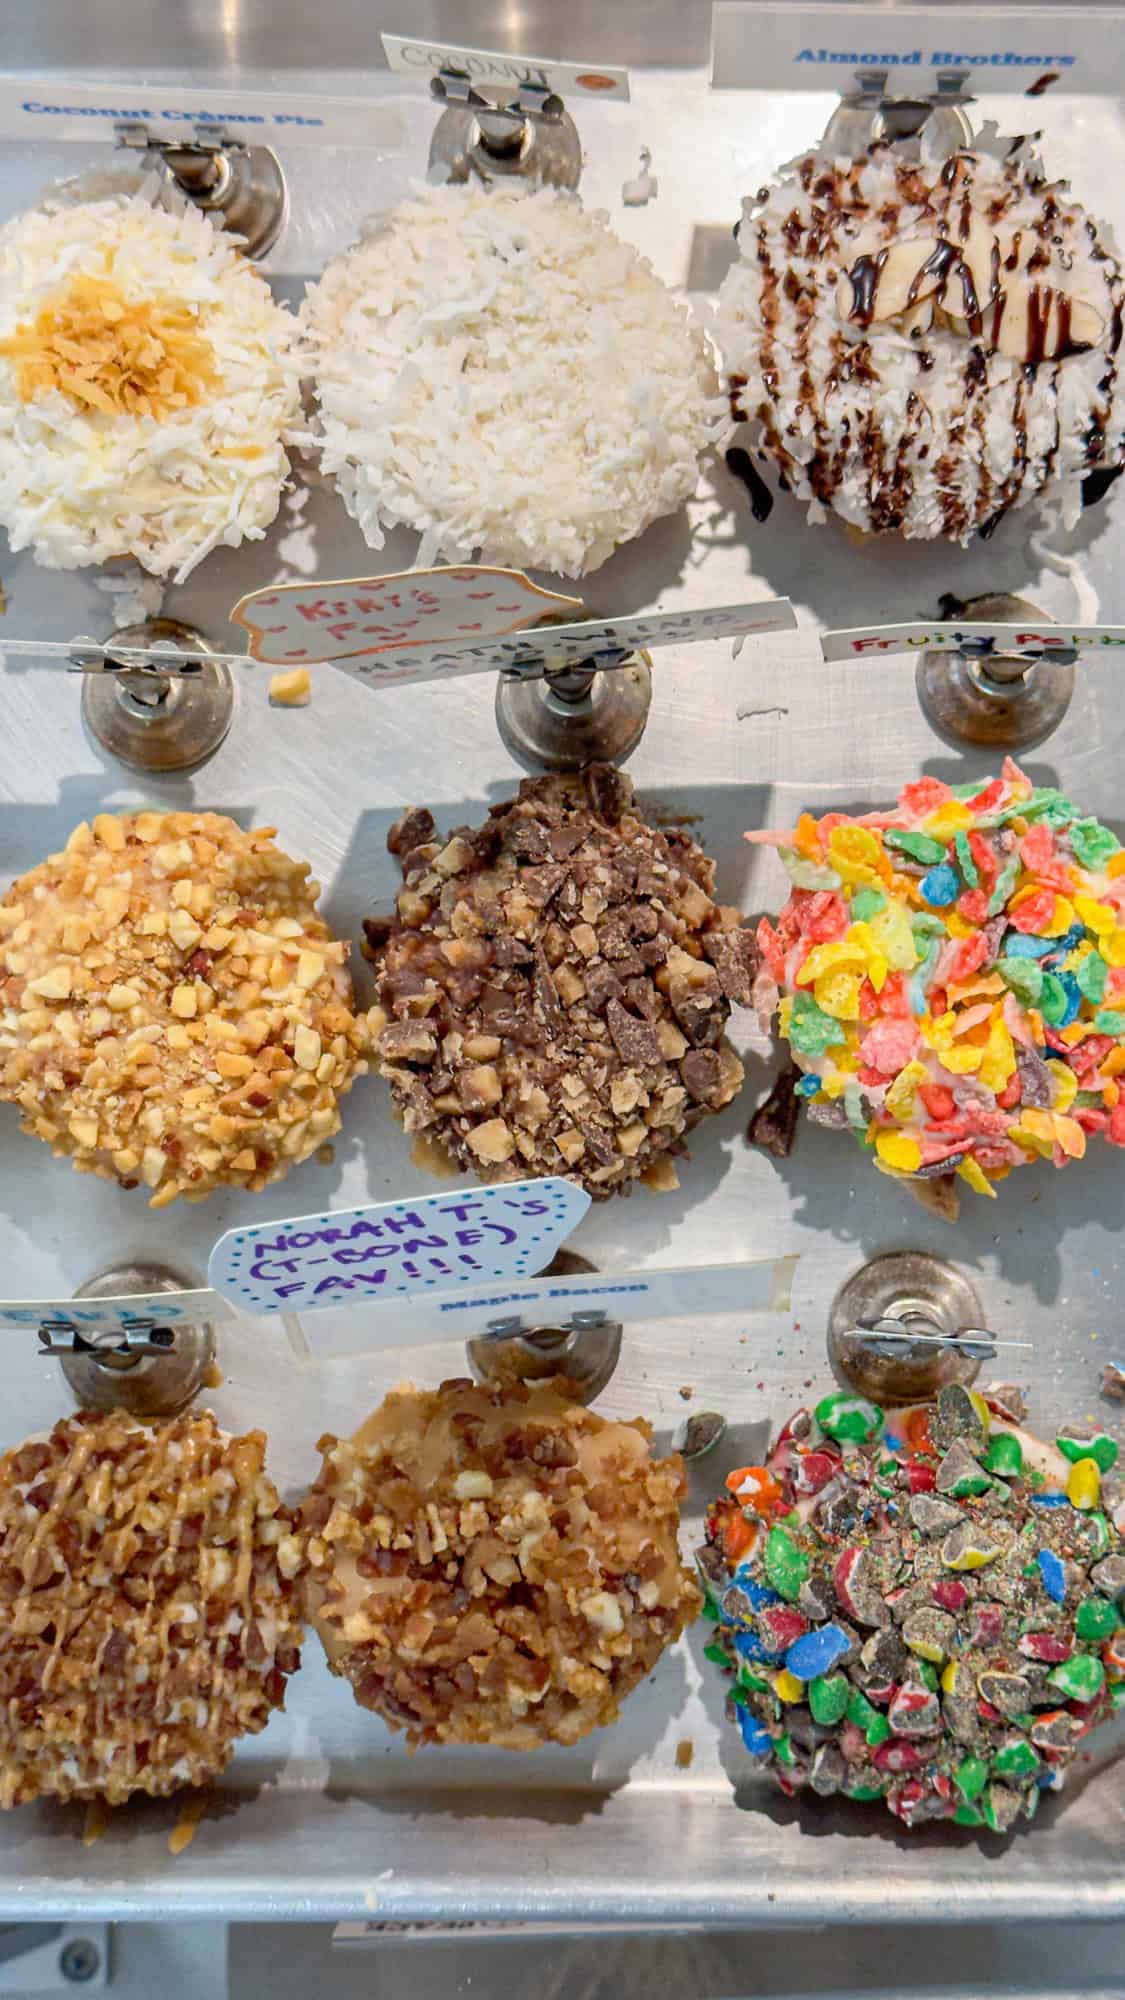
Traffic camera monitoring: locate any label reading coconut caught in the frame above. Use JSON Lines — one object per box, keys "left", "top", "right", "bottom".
{"left": 381, "top": 34, "right": 630, "bottom": 101}
{"left": 820, "top": 620, "right": 1125, "bottom": 662}
{"left": 0, "top": 77, "right": 405, "bottom": 148}
{"left": 231, "top": 567, "right": 583, "bottom": 672}
{"left": 711, "top": 4, "right": 1121, "bottom": 96}
{"left": 208, "top": 1178, "right": 591, "bottom": 1316}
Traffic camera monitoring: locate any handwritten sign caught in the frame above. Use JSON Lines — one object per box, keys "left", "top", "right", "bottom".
{"left": 0, "top": 1288, "right": 234, "bottom": 1336}
{"left": 381, "top": 33, "right": 630, "bottom": 100}
{"left": 230, "top": 575, "right": 797, "bottom": 690}
{"left": 231, "top": 567, "right": 583, "bottom": 671}
{"left": 820, "top": 621, "right": 1125, "bottom": 663}
{"left": 712, "top": 3, "right": 1124, "bottom": 96}
{"left": 208, "top": 1178, "right": 591, "bottom": 1316}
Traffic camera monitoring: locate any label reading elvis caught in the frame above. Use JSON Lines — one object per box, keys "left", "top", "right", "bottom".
{"left": 208, "top": 1178, "right": 591, "bottom": 1315}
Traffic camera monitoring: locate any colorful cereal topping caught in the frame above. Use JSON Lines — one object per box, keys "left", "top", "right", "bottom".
{"left": 749, "top": 760, "right": 1125, "bottom": 1197}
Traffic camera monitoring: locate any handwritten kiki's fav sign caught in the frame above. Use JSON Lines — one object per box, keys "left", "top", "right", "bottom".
{"left": 232, "top": 567, "right": 797, "bottom": 690}
{"left": 208, "top": 1178, "right": 592, "bottom": 1317}
{"left": 232, "top": 567, "right": 583, "bottom": 672}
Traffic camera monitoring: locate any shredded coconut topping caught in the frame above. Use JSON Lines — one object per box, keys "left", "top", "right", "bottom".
{"left": 716, "top": 142, "right": 1125, "bottom": 542}
{"left": 0, "top": 186, "right": 300, "bottom": 579}
{"left": 301, "top": 183, "right": 726, "bottom": 577}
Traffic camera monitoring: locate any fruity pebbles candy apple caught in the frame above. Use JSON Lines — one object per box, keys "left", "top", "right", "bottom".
{"left": 698, "top": 1386, "right": 1124, "bottom": 1831}
{"left": 749, "top": 760, "right": 1125, "bottom": 1206}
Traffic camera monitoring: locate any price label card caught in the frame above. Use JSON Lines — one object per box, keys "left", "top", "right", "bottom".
{"left": 232, "top": 567, "right": 582, "bottom": 671}
{"left": 208, "top": 1178, "right": 591, "bottom": 1316}
{"left": 0, "top": 1288, "right": 232, "bottom": 1336}
{"left": 820, "top": 620, "right": 1125, "bottom": 661}
{"left": 711, "top": 3, "right": 1122, "bottom": 96}
{"left": 0, "top": 77, "right": 405, "bottom": 149}
{"left": 382, "top": 34, "right": 630, "bottom": 101}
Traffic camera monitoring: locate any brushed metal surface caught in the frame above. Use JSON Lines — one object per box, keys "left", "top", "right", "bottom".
{"left": 0, "top": 66, "right": 1122, "bottom": 1923}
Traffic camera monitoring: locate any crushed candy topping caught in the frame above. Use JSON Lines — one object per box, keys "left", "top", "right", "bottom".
{"left": 699, "top": 1385, "right": 1124, "bottom": 1832}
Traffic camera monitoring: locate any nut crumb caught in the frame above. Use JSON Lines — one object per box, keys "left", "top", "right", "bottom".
{"left": 269, "top": 667, "right": 311, "bottom": 707}
{"left": 675, "top": 1738, "right": 694, "bottom": 1769}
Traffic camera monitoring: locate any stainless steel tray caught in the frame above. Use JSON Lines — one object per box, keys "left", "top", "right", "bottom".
{"left": 0, "top": 59, "right": 1121, "bottom": 1924}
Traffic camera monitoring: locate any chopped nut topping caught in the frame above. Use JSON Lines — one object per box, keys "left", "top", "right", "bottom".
{"left": 302, "top": 1380, "right": 701, "bottom": 1749}
{"left": 0, "top": 810, "right": 372, "bottom": 1204}
{"left": 365, "top": 768, "right": 756, "bottom": 1197}
{"left": 0, "top": 1411, "right": 306, "bottom": 1808}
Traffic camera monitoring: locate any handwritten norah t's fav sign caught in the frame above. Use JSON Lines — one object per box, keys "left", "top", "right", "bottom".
{"left": 231, "top": 567, "right": 583, "bottom": 671}
{"left": 711, "top": 3, "right": 1122, "bottom": 95}
{"left": 820, "top": 621, "right": 1125, "bottom": 663}
{"left": 381, "top": 33, "right": 630, "bottom": 100}
{"left": 208, "top": 1179, "right": 592, "bottom": 1316}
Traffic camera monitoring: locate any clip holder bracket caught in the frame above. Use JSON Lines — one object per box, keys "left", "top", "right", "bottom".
{"left": 916, "top": 592, "right": 1076, "bottom": 750}
{"left": 495, "top": 647, "right": 652, "bottom": 772}
{"left": 428, "top": 65, "right": 582, "bottom": 189}
{"left": 820, "top": 65, "right": 975, "bottom": 157}
{"left": 114, "top": 117, "right": 287, "bottom": 259}
{"left": 467, "top": 1303, "right": 622, "bottom": 1404}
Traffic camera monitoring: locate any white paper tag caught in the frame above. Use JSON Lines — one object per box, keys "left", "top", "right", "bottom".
{"left": 820, "top": 619, "right": 1125, "bottom": 662}
{"left": 294, "top": 1254, "right": 798, "bottom": 1356}
{"left": 208, "top": 1178, "right": 591, "bottom": 1316}
{"left": 711, "top": 3, "right": 1121, "bottom": 96}
{"left": 0, "top": 1288, "right": 233, "bottom": 1335}
{"left": 231, "top": 567, "right": 583, "bottom": 671}
{"left": 381, "top": 34, "right": 630, "bottom": 101}
{"left": 0, "top": 77, "right": 405, "bottom": 149}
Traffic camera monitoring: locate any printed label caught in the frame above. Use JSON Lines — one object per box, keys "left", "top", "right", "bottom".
{"left": 382, "top": 34, "right": 629, "bottom": 100}
{"left": 292, "top": 1254, "right": 798, "bottom": 1353}
{"left": 0, "top": 1289, "right": 232, "bottom": 1336}
{"left": 327, "top": 597, "right": 797, "bottom": 690}
{"left": 712, "top": 4, "right": 1121, "bottom": 96}
{"left": 0, "top": 77, "right": 405, "bottom": 148}
{"left": 208, "top": 1179, "right": 591, "bottom": 1316}
{"left": 820, "top": 620, "right": 1125, "bottom": 662}
{"left": 232, "top": 567, "right": 582, "bottom": 670}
